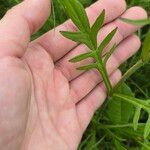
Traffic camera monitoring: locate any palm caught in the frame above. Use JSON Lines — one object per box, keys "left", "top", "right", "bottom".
{"left": 0, "top": 0, "right": 147, "bottom": 150}
{"left": 22, "top": 45, "right": 82, "bottom": 150}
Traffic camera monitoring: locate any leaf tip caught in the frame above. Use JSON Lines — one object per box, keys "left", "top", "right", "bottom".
{"left": 76, "top": 67, "right": 85, "bottom": 71}
{"left": 69, "top": 58, "right": 75, "bottom": 63}
{"left": 114, "top": 27, "right": 118, "bottom": 32}
{"left": 60, "top": 31, "right": 65, "bottom": 36}
{"left": 101, "top": 9, "right": 106, "bottom": 16}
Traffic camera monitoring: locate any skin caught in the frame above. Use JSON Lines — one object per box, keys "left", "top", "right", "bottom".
{"left": 0, "top": 0, "right": 147, "bottom": 149}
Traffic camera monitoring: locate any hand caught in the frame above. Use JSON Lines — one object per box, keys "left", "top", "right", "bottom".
{"left": 0, "top": 0, "right": 147, "bottom": 149}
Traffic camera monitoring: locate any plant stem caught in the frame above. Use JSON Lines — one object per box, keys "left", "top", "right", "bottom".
{"left": 94, "top": 52, "right": 112, "bottom": 94}
{"left": 98, "top": 65, "right": 112, "bottom": 94}
{"left": 97, "top": 123, "right": 145, "bottom": 129}
{"left": 112, "top": 59, "right": 144, "bottom": 94}
{"left": 89, "top": 135, "right": 106, "bottom": 150}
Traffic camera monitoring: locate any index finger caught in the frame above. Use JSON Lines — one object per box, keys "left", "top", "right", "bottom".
{"left": 35, "top": 0, "right": 127, "bottom": 61}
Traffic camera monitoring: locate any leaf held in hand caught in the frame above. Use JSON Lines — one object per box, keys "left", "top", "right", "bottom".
{"left": 61, "top": 0, "right": 119, "bottom": 101}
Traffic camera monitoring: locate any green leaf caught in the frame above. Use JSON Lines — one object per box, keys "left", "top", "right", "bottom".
{"left": 69, "top": 52, "right": 94, "bottom": 63}
{"left": 77, "top": 63, "right": 98, "bottom": 71}
{"left": 78, "top": 135, "right": 92, "bottom": 150}
{"left": 107, "top": 98, "right": 122, "bottom": 123}
{"left": 107, "top": 83, "right": 134, "bottom": 124}
{"left": 79, "top": 0, "right": 93, "bottom": 6}
{"left": 91, "top": 10, "right": 105, "bottom": 36}
{"left": 141, "top": 30, "right": 150, "bottom": 62}
{"left": 89, "top": 135, "right": 106, "bottom": 150}
{"left": 137, "top": 140, "right": 150, "bottom": 150}
{"left": 97, "top": 28, "right": 117, "bottom": 55}
{"left": 82, "top": 131, "right": 98, "bottom": 150}
{"left": 144, "top": 115, "right": 150, "bottom": 139}
{"left": 90, "top": 10, "right": 105, "bottom": 49}
{"left": 133, "top": 107, "right": 141, "bottom": 130}
{"left": 114, "top": 140, "right": 127, "bottom": 150}
{"left": 120, "top": 18, "right": 150, "bottom": 26}
{"left": 61, "top": 0, "right": 90, "bottom": 32}
{"left": 103, "top": 44, "right": 117, "bottom": 64}
{"left": 113, "top": 94, "right": 150, "bottom": 112}
{"left": 60, "top": 31, "right": 94, "bottom": 50}
{"left": 14, "top": 0, "right": 20, "bottom": 3}
{"left": 113, "top": 93, "right": 150, "bottom": 138}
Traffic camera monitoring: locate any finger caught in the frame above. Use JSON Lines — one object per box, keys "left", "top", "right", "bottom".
{"left": 0, "top": 0, "right": 51, "bottom": 58}
{"left": 35, "top": 0, "right": 127, "bottom": 61}
{"left": 56, "top": 7, "right": 147, "bottom": 81}
{"left": 70, "top": 34, "right": 141, "bottom": 104}
{"left": 77, "top": 70, "right": 121, "bottom": 131}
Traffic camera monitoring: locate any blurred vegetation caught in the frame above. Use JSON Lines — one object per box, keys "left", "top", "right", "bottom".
{"left": 0, "top": 0, "right": 150, "bottom": 149}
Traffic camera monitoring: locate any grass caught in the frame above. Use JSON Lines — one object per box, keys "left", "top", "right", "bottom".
{"left": 0, "top": 0, "right": 150, "bottom": 149}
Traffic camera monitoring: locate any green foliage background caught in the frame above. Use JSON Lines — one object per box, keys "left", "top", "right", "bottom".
{"left": 0, "top": 0, "right": 150, "bottom": 149}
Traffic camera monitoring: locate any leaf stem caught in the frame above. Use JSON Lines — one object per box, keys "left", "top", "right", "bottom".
{"left": 112, "top": 59, "right": 144, "bottom": 94}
